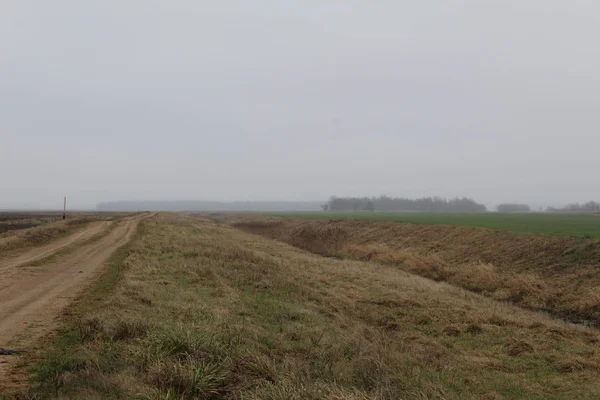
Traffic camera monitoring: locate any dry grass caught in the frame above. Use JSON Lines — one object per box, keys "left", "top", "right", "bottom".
{"left": 26, "top": 220, "right": 122, "bottom": 268}
{"left": 233, "top": 217, "right": 600, "bottom": 324}
{"left": 10, "top": 214, "right": 600, "bottom": 399}
{"left": 0, "top": 218, "right": 92, "bottom": 257}
{"left": 0, "top": 213, "right": 130, "bottom": 258}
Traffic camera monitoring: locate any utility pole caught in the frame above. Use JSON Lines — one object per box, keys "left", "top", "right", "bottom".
{"left": 63, "top": 197, "right": 67, "bottom": 220}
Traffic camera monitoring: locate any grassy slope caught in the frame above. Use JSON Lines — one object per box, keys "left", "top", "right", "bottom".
{"left": 11, "top": 214, "right": 600, "bottom": 399}
{"left": 269, "top": 212, "right": 600, "bottom": 239}
{"left": 234, "top": 217, "right": 600, "bottom": 325}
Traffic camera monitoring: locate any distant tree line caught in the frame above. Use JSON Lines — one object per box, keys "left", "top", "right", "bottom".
{"left": 322, "top": 196, "right": 487, "bottom": 213}
{"left": 97, "top": 201, "right": 323, "bottom": 212}
{"left": 547, "top": 201, "right": 600, "bottom": 214}
{"left": 496, "top": 203, "right": 531, "bottom": 213}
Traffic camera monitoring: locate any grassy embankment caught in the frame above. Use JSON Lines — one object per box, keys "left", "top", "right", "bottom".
{"left": 10, "top": 214, "right": 600, "bottom": 399}
{"left": 234, "top": 217, "right": 600, "bottom": 326}
{"left": 268, "top": 212, "right": 600, "bottom": 239}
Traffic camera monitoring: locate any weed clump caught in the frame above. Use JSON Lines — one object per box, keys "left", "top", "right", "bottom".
{"left": 75, "top": 316, "right": 105, "bottom": 342}
{"left": 147, "top": 359, "right": 228, "bottom": 399}
{"left": 466, "top": 324, "right": 484, "bottom": 335}
{"left": 555, "top": 357, "right": 597, "bottom": 373}
{"left": 442, "top": 325, "right": 461, "bottom": 336}
{"left": 111, "top": 318, "right": 151, "bottom": 341}
{"left": 506, "top": 341, "right": 534, "bottom": 357}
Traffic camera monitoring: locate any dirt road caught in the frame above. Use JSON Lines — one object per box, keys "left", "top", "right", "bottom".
{"left": 0, "top": 220, "right": 110, "bottom": 272}
{"left": 0, "top": 214, "right": 147, "bottom": 392}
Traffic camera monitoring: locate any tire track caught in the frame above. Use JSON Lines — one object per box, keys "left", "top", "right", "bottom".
{"left": 0, "top": 214, "right": 149, "bottom": 392}
{"left": 0, "top": 220, "right": 111, "bottom": 272}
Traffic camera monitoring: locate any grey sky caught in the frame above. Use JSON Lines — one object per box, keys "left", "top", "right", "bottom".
{"left": 2, "top": 1, "right": 599, "bottom": 209}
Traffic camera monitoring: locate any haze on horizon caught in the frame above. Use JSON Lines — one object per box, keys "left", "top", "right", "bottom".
{"left": 2, "top": 1, "right": 599, "bottom": 210}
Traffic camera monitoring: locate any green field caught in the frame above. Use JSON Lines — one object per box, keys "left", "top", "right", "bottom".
{"left": 270, "top": 212, "right": 600, "bottom": 239}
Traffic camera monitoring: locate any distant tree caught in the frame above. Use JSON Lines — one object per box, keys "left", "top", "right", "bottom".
{"left": 363, "top": 200, "right": 375, "bottom": 212}
{"left": 547, "top": 201, "right": 600, "bottom": 213}
{"left": 326, "top": 196, "right": 487, "bottom": 213}
{"left": 496, "top": 203, "right": 531, "bottom": 213}
{"left": 321, "top": 203, "right": 329, "bottom": 212}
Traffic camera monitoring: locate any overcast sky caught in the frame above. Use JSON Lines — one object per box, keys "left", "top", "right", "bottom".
{"left": 2, "top": 1, "right": 599, "bottom": 209}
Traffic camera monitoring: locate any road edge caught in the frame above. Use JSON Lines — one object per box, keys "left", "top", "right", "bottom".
{"left": 0, "top": 215, "right": 150, "bottom": 399}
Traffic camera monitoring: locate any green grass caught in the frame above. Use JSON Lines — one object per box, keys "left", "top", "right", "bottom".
{"left": 267, "top": 212, "right": 600, "bottom": 239}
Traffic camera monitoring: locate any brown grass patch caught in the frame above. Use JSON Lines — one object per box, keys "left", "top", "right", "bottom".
{"left": 555, "top": 357, "right": 598, "bottom": 373}
{"left": 506, "top": 341, "right": 534, "bottom": 357}
{"left": 442, "top": 325, "right": 461, "bottom": 336}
